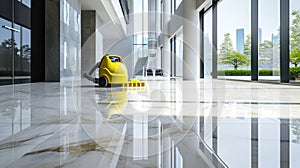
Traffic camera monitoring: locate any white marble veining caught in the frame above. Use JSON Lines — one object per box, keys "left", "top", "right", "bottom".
{"left": 0, "top": 79, "right": 300, "bottom": 167}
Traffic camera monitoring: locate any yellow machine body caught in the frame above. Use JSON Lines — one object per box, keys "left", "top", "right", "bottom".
{"left": 99, "top": 54, "right": 128, "bottom": 85}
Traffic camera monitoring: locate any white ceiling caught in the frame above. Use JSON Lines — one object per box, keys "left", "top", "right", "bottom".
{"left": 80, "top": 0, "right": 126, "bottom": 40}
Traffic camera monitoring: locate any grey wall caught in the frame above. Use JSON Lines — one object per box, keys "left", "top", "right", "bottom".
{"left": 32, "top": 0, "right": 81, "bottom": 82}
{"left": 60, "top": 0, "right": 81, "bottom": 82}
{"left": 81, "top": 10, "right": 103, "bottom": 76}
{"left": 45, "top": 0, "right": 60, "bottom": 82}
{"left": 81, "top": 10, "right": 96, "bottom": 76}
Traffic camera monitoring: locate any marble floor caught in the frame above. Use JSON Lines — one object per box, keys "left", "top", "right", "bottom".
{"left": 0, "top": 79, "right": 300, "bottom": 168}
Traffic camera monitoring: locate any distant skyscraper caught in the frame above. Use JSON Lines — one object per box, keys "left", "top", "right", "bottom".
{"left": 272, "top": 34, "right": 279, "bottom": 45}
{"left": 236, "top": 28, "right": 244, "bottom": 53}
{"left": 272, "top": 28, "right": 280, "bottom": 46}
{"left": 258, "top": 28, "right": 262, "bottom": 44}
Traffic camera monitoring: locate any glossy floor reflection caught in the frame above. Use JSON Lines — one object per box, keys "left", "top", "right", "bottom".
{"left": 0, "top": 79, "right": 300, "bottom": 168}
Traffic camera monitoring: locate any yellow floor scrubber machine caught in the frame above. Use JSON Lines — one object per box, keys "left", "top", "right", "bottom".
{"left": 83, "top": 54, "right": 145, "bottom": 87}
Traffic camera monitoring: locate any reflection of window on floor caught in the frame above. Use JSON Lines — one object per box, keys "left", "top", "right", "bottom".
{"left": 171, "top": 141, "right": 183, "bottom": 168}
{"left": 0, "top": 94, "right": 31, "bottom": 141}
{"left": 258, "top": 118, "right": 280, "bottom": 167}
{"left": 133, "top": 114, "right": 148, "bottom": 160}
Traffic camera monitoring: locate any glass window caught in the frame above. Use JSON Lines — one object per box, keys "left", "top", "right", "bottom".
{"left": 20, "top": 27, "right": 31, "bottom": 76}
{"left": 258, "top": 0, "right": 280, "bottom": 81}
{"left": 22, "top": 0, "right": 31, "bottom": 8}
{"left": 290, "top": 0, "right": 300, "bottom": 82}
{"left": 14, "top": 24, "right": 21, "bottom": 75}
{"left": 175, "top": 0, "right": 182, "bottom": 10}
{"left": 175, "top": 32, "right": 183, "bottom": 76}
{"left": 18, "top": 0, "right": 31, "bottom": 8}
{"left": 171, "top": 0, "right": 174, "bottom": 15}
{"left": 290, "top": 2, "right": 300, "bottom": 166}
{"left": 204, "top": 9, "right": 212, "bottom": 78}
{"left": 0, "top": 18, "right": 13, "bottom": 78}
{"left": 160, "top": 0, "right": 163, "bottom": 31}
{"left": 217, "top": 0, "right": 251, "bottom": 81}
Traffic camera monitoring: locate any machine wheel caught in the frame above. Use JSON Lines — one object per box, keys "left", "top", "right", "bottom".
{"left": 99, "top": 76, "right": 108, "bottom": 87}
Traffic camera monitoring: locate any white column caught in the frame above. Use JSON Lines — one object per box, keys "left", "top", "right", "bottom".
{"left": 183, "top": 0, "right": 200, "bottom": 80}
{"left": 162, "top": 0, "right": 171, "bottom": 77}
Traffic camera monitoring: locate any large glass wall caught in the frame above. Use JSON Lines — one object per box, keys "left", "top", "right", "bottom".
{"left": 258, "top": 0, "right": 280, "bottom": 81}
{"left": 217, "top": 0, "right": 251, "bottom": 81}
{"left": 0, "top": 0, "right": 31, "bottom": 85}
{"left": 170, "top": 31, "right": 183, "bottom": 77}
{"left": 290, "top": 1, "right": 300, "bottom": 166}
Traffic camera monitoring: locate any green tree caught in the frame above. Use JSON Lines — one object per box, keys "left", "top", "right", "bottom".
{"left": 259, "top": 40, "right": 274, "bottom": 67}
{"left": 244, "top": 35, "right": 251, "bottom": 56}
{"left": 1, "top": 39, "right": 16, "bottom": 48}
{"left": 219, "top": 51, "right": 250, "bottom": 70}
{"left": 219, "top": 33, "right": 234, "bottom": 58}
{"left": 0, "top": 39, "right": 18, "bottom": 71}
{"left": 290, "top": 48, "right": 300, "bottom": 67}
{"left": 291, "top": 10, "right": 300, "bottom": 50}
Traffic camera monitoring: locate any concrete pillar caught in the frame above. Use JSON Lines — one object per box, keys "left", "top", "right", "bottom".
{"left": 162, "top": 0, "right": 171, "bottom": 77}
{"left": 81, "top": 11, "right": 103, "bottom": 77}
{"left": 183, "top": 0, "right": 200, "bottom": 80}
{"left": 45, "top": 0, "right": 60, "bottom": 82}
{"left": 31, "top": 0, "right": 81, "bottom": 82}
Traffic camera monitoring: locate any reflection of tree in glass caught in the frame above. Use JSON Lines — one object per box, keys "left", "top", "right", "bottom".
{"left": 22, "top": 44, "right": 31, "bottom": 59}
{"left": 291, "top": 10, "right": 300, "bottom": 50}
{"left": 20, "top": 44, "right": 31, "bottom": 73}
{"left": 291, "top": 119, "right": 300, "bottom": 144}
{"left": 0, "top": 39, "right": 17, "bottom": 72}
{"left": 259, "top": 40, "right": 274, "bottom": 69}
{"left": 1, "top": 39, "right": 17, "bottom": 48}
{"left": 244, "top": 35, "right": 251, "bottom": 56}
{"left": 0, "top": 38, "right": 31, "bottom": 74}
{"left": 219, "top": 33, "right": 234, "bottom": 58}
{"left": 290, "top": 10, "right": 300, "bottom": 67}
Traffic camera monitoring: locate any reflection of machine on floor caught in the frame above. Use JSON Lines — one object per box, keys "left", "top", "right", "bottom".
{"left": 84, "top": 54, "right": 145, "bottom": 87}
{"left": 97, "top": 89, "right": 127, "bottom": 120}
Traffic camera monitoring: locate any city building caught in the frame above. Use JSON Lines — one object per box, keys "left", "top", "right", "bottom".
{"left": 236, "top": 28, "right": 244, "bottom": 53}
{"left": 258, "top": 27, "right": 262, "bottom": 44}
{"left": 0, "top": 0, "right": 299, "bottom": 167}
